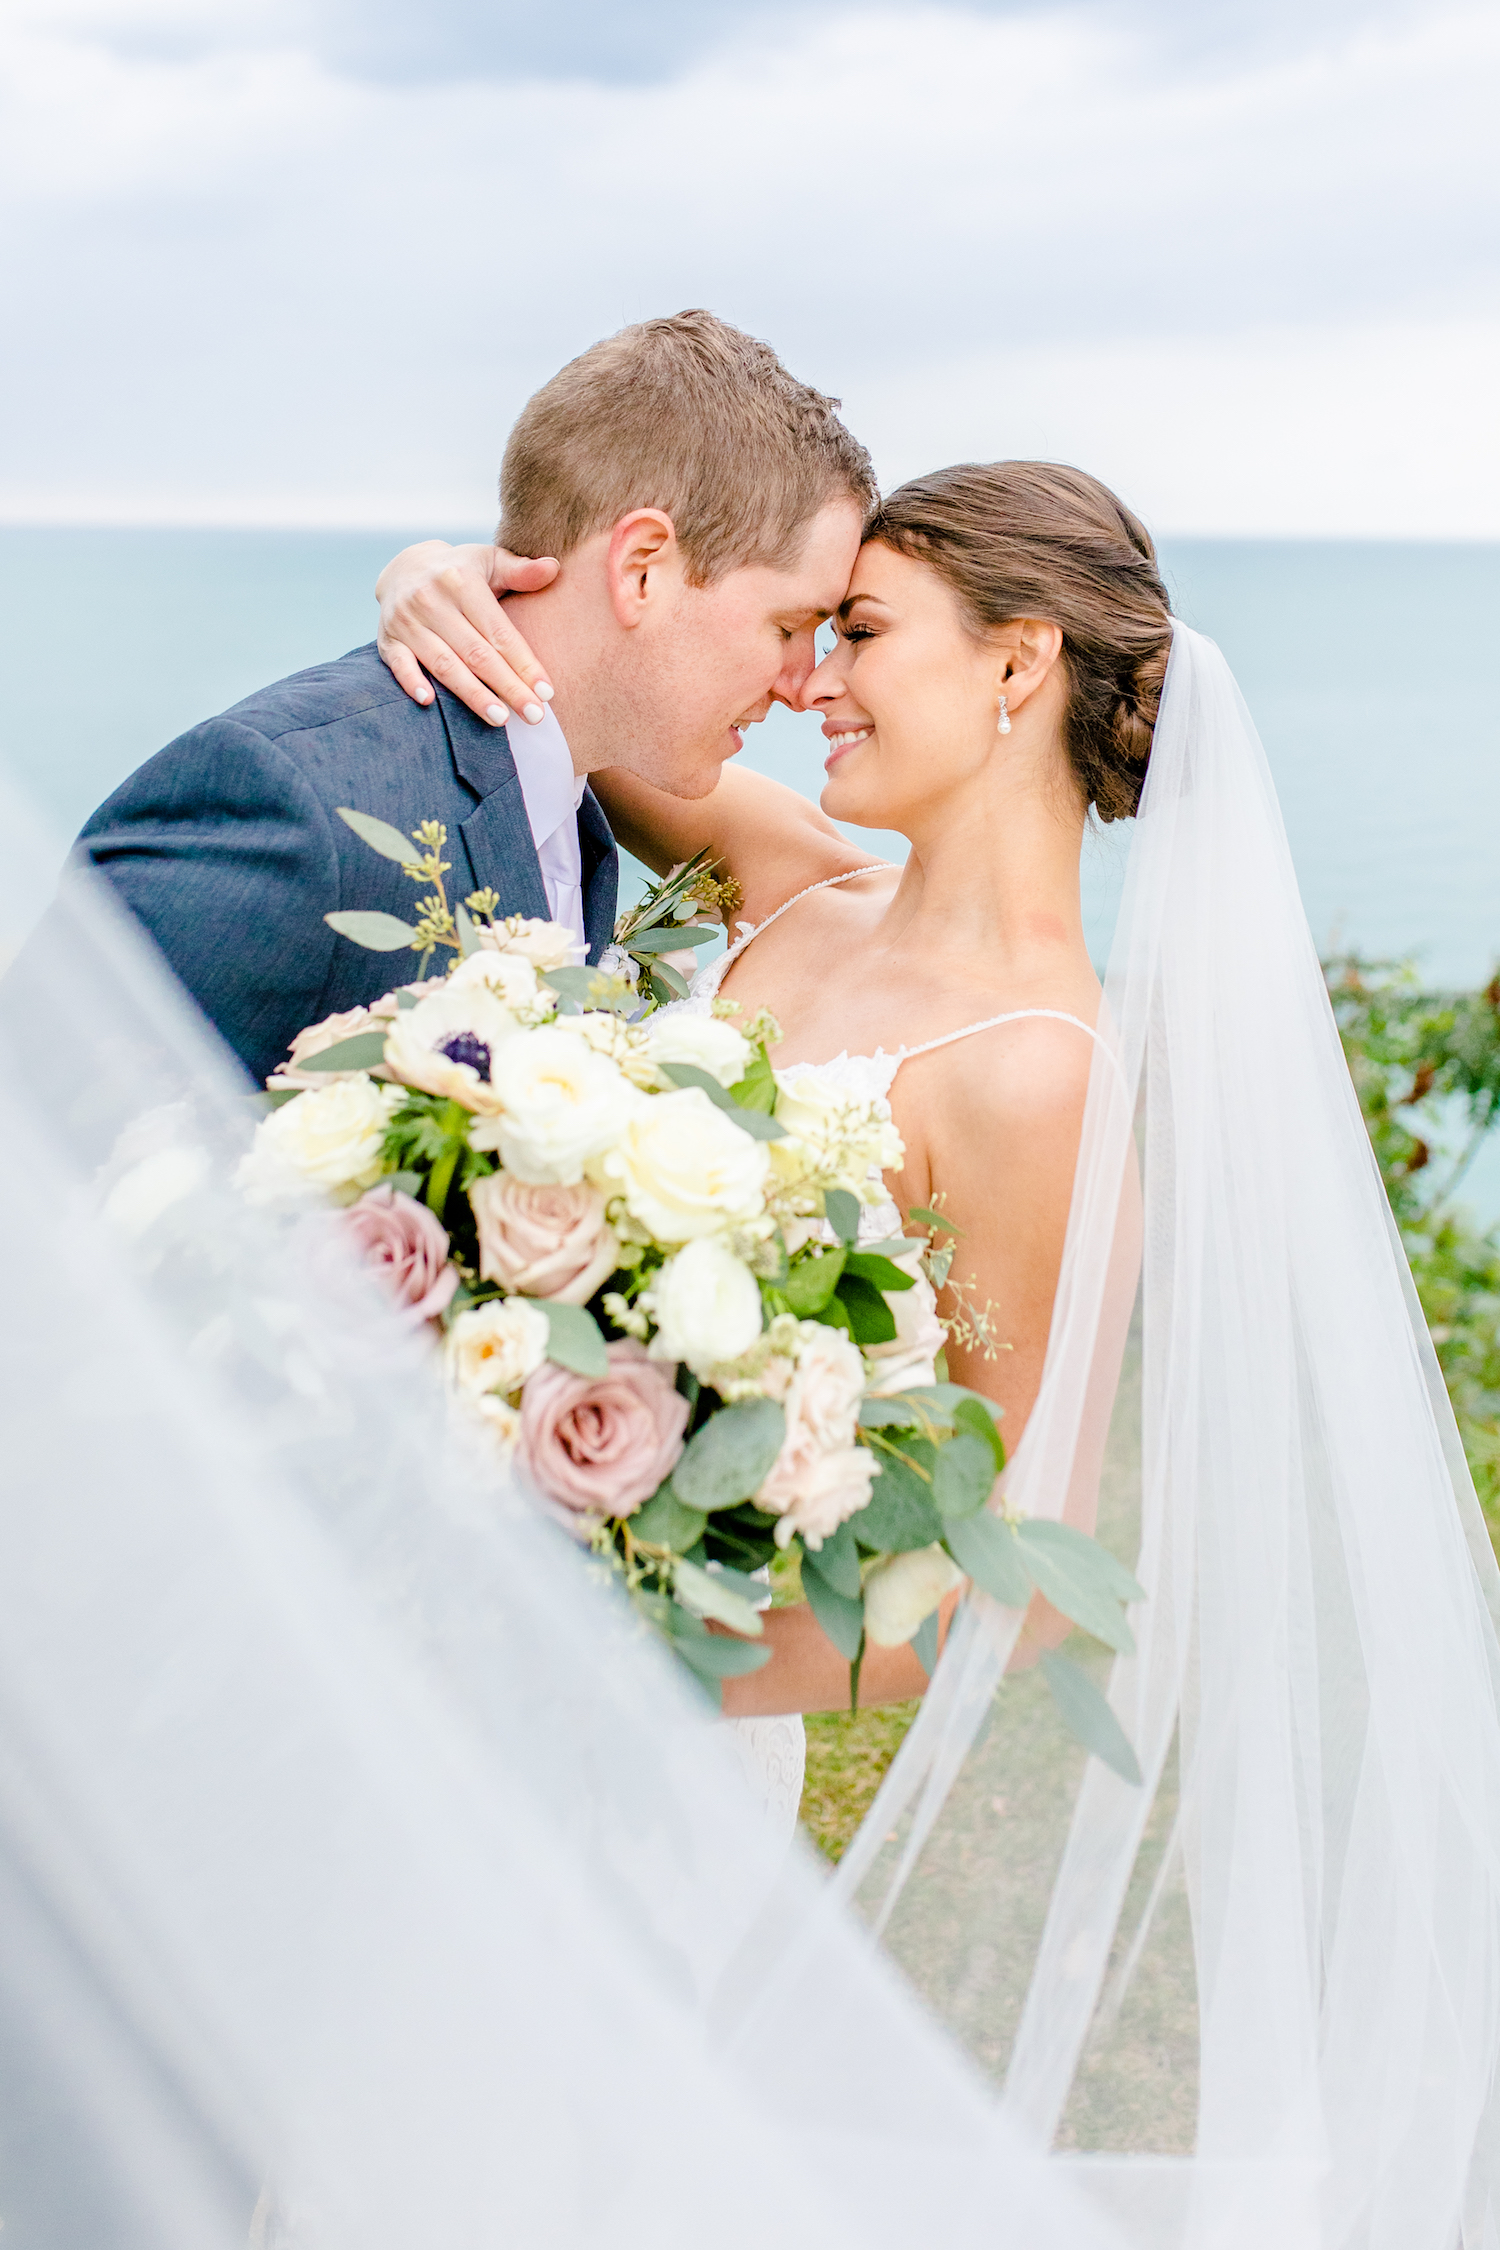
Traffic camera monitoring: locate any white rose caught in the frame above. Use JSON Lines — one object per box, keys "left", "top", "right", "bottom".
{"left": 447, "top": 948, "right": 543, "bottom": 1011}
{"left": 643, "top": 1011, "right": 751, "bottom": 1090}
{"left": 384, "top": 984, "right": 521, "bottom": 1111}
{"left": 771, "top": 1446, "right": 880, "bottom": 1550}
{"left": 474, "top": 1026, "right": 639, "bottom": 1184}
{"left": 862, "top": 1543, "right": 965, "bottom": 1646}
{"left": 771, "top": 1067, "right": 905, "bottom": 1197}
{"left": 443, "top": 1297, "right": 550, "bottom": 1399}
{"left": 479, "top": 916, "right": 583, "bottom": 972}
{"left": 237, "top": 1076, "right": 398, "bottom": 1205}
{"left": 863, "top": 1253, "right": 946, "bottom": 1395}
{"left": 104, "top": 1143, "right": 210, "bottom": 1238}
{"left": 594, "top": 1086, "right": 769, "bottom": 1244}
{"left": 647, "top": 1237, "right": 764, "bottom": 1376}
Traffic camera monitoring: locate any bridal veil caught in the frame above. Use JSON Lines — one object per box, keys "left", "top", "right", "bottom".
{"left": 813, "top": 622, "right": 1500, "bottom": 2246}
{"left": 0, "top": 617, "right": 1496, "bottom": 2248}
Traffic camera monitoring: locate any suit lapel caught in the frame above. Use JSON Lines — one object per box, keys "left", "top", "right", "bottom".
{"left": 578, "top": 787, "right": 619, "bottom": 966}
{"left": 435, "top": 691, "right": 550, "bottom": 925}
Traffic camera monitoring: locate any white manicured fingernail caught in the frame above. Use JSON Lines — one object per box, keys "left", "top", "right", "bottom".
{"left": 523, "top": 702, "right": 544, "bottom": 724}
{"left": 534, "top": 681, "right": 554, "bottom": 701}
{"left": 485, "top": 703, "right": 508, "bottom": 725}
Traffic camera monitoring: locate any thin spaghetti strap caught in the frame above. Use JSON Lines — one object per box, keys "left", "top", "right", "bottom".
{"left": 900, "top": 1009, "right": 1129, "bottom": 1093}
{"left": 717, "top": 864, "right": 885, "bottom": 970}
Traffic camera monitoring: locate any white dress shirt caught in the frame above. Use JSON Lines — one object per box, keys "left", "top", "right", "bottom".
{"left": 510, "top": 705, "right": 589, "bottom": 956}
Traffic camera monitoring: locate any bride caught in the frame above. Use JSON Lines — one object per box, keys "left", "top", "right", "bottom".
{"left": 373, "top": 463, "right": 1500, "bottom": 2243}
{"left": 374, "top": 459, "right": 1164, "bottom": 1729}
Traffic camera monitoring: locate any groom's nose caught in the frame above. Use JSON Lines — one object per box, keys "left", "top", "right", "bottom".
{"left": 768, "top": 629, "right": 821, "bottom": 712}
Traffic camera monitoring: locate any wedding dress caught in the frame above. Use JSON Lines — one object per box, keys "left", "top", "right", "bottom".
{"left": 663, "top": 883, "right": 1113, "bottom": 1842}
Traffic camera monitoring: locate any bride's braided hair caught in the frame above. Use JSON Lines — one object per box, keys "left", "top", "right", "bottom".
{"left": 864, "top": 462, "right": 1173, "bottom": 822}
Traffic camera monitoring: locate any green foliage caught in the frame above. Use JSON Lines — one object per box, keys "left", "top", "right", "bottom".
{"left": 1329, "top": 954, "right": 1500, "bottom": 1536}
{"left": 540, "top": 1301, "right": 608, "bottom": 1379}
{"left": 673, "top": 1397, "right": 787, "bottom": 1512}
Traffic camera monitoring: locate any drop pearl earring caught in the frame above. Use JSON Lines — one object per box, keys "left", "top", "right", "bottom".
{"left": 997, "top": 696, "right": 1011, "bottom": 735}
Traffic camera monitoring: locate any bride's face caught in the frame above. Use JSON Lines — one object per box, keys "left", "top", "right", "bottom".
{"left": 802, "top": 541, "right": 1004, "bottom": 835}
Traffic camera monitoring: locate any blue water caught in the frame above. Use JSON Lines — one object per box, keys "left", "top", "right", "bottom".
{"left": 3, "top": 527, "right": 1497, "bottom": 1212}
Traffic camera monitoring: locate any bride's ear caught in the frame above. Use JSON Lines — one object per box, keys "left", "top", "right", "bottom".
{"left": 605, "top": 509, "right": 679, "bottom": 630}
{"left": 993, "top": 617, "right": 1065, "bottom": 716}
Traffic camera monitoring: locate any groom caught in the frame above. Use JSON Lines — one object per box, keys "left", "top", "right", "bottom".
{"left": 74, "top": 312, "right": 873, "bottom": 1088}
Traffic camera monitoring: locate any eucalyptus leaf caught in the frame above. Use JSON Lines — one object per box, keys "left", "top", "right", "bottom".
{"left": 324, "top": 910, "right": 421, "bottom": 953}
{"left": 907, "top": 1205, "right": 965, "bottom": 1237}
{"left": 673, "top": 1398, "right": 786, "bottom": 1513}
{"left": 1013, "top": 1522, "right": 1137, "bottom": 1652}
{"left": 382, "top": 1169, "right": 424, "bottom": 1197}
{"left": 841, "top": 1249, "right": 916, "bottom": 1293}
{"left": 802, "top": 1562, "right": 865, "bottom": 1661}
{"left": 298, "top": 1030, "right": 390, "bottom": 1074}
{"left": 824, "top": 1188, "right": 862, "bottom": 1246}
{"left": 835, "top": 1272, "right": 898, "bottom": 1345}
{"left": 732, "top": 1050, "right": 778, "bottom": 1114}
{"left": 659, "top": 1064, "right": 787, "bottom": 1139}
{"left": 942, "top": 1508, "right": 1033, "bottom": 1608}
{"left": 454, "top": 901, "right": 480, "bottom": 957}
{"left": 1015, "top": 1519, "right": 1145, "bottom": 1605}
{"left": 648, "top": 962, "right": 691, "bottom": 1004}
{"left": 932, "top": 1431, "right": 999, "bottom": 1519}
{"left": 857, "top": 1395, "right": 938, "bottom": 1431}
{"left": 911, "top": 1608, "right": 940, "bottom": 1679}
{"left": 629, "top": 1482, "right": 708, "bottom": 1552}
{"left": 396, "top": 990, "right": 421, "bottom": 1011}
{"left": 263, "top": 1087, "right": 300, "bottom": 1109}
{"left": 666, "top": 1621, "right": 772, "bottom": 1682}
{"left": 672, "top": 1558, "right": 765, "bottom": 1638}
{"left": 546, "top": 965, "right": 636, "bottom": 1015}
{"left": 626, "top": 923, "right": 720, "bottom": 955}
{"left": 336, "top": 806, "right": 425, "bottom": 867}
{"left": 541, "top": 1301, "right": 609, "bottom": 1379}
{"left": 803, "top": 1517, "right": 862, "bottom": 1600}
{"left": 781, "top": 1246, "right": 846, "bottom": 1317}
{"left": 953, "top": 1395, "right": 1006, "bottom": 1473}
{"left": 1040, "top": 1651, "right": 1143, "bottom": 1784}
{"left": 855, "top": 1449, "right": 944, "bottom": 1551}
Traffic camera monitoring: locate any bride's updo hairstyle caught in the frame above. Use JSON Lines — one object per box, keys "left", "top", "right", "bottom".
{"left": 864, "top": 462, "right": 1174, "bottom": 821}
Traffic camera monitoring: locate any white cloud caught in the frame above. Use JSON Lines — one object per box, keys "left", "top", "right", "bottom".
{"left": 1, "top": 1, "right": 1495, "bottom": 533}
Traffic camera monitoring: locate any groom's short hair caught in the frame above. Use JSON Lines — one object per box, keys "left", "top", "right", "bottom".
{"left": 499, "top": 310, "right": 876, "bottom": 584}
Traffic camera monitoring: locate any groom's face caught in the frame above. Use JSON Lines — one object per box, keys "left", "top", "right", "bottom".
{"left": 610, "top": 498, "right": 864, "bottom": 798}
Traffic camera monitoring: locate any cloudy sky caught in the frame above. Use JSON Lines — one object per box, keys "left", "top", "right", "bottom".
{"left": 2, "top": 0, "right": 1496, "bottom": 536}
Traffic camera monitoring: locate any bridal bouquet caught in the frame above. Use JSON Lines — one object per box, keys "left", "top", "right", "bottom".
{"left": 239, "top": 809, "right": 1141, "bottom": 1775}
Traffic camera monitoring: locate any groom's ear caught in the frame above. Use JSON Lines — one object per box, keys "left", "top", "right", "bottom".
{"left": 604, "top": 509, "right": 680, "bottom": 630}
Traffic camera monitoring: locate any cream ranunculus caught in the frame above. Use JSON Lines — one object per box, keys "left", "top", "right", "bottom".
{"left": 443, "top": 1296, "right": 550, "bottom": 1399}
{"left": 643, "top": 1011, "right": 751, "bottom": 1089}
{"left": 771, "top": 1066, "right": 905, "bottom": 1198}
{"left": 475, "top": 1026, "right": 640, "bottom": 1185}
{"left": 237, "top": 1075, "right": 399, "bottom": 1204}
{"left": 446, "top": 947, "right": 543, "bottom": 1012}
{"left": 646, "top": 1237, "right": 764, "bottom": 1376}
{"left": 594, "top": 1087, "right": 769, "bottom": 1244}
{"left": 863, "top": 1542, "right": 966, "bottom": 1646}
{"left": 383, "top": 984, "right": 521, "bottom": 1111}
{"left": 480, "top": 916, "right": 584, "bottom": 972}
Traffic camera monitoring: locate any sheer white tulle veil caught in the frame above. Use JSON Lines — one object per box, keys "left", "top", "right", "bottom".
{"left": 0, "top": 617, "right": 1496, "bottom": 2250}
{"left": 0, "top": 803, "right": 1119, "bottom": 2245}
{"left": 772, "top": 622, "right": 1500, "bottom": 2247}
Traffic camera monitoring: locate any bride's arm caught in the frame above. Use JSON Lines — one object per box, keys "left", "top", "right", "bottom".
{"left": 591, "top": 762, "right": 881, "bottom": 927}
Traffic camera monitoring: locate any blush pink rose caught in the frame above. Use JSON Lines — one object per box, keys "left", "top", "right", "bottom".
{"left": 517, "top": 1341, "right": 688, "bottom": 1516}
{"left": 340, "top": 1185, "right": 459, "bottom": 1323}
{"left": 468, "top": 1172, "right": 618, "bottom": 1304}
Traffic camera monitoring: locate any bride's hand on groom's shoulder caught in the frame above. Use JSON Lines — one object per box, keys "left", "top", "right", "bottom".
{"left": 375, "top": 539, "right": 559, "bottom": 727}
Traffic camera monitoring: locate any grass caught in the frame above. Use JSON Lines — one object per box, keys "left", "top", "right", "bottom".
{"left": 801, "top": 1698, "right": 921, "bottom": 1861}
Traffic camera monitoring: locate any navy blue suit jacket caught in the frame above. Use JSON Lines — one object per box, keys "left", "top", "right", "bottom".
{"left": 72, "top": 644, "right": 619, "bottom": 1088}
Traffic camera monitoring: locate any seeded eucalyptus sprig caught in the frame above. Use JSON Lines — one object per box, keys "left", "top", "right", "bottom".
{"left": 324, "top": 808, "right": 507, "bottom": 975}
{"left": 611, "top": 847, "right": 741, "bottom": 1007}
